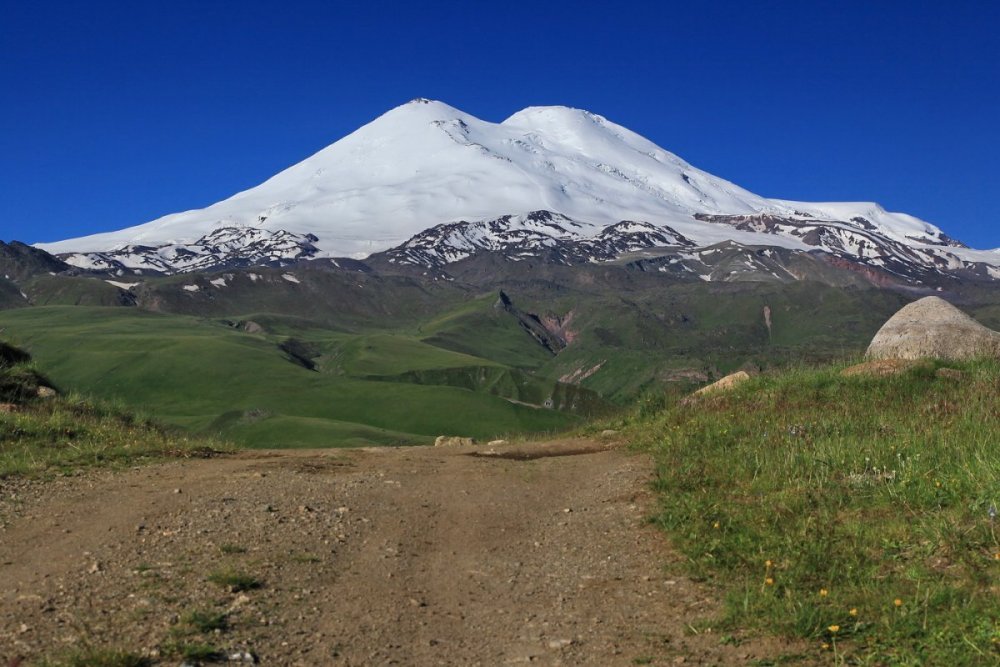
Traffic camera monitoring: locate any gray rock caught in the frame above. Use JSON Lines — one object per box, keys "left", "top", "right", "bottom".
{"left": 693, "top": 371, "right": 751, "bottom": 396}
{"left": 434, "top": 436, "right": 476, "bottom": 447}
{"left": 241, "top": 320, "right": 264, "bottom": 334}
{"left": 867, "top": 296, "right": 1000, "bottom": 361}
{"left": 228, "top": 649, "right": 258, "bottom": 663}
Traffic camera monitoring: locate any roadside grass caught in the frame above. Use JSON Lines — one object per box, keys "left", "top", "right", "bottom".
{"left": 289, "top": 552, "right": 322, "bottom": 564}
{"left": 37, "top": 648, "right": 150, "bottom": 667}
{"left": 626, "top": 359, "right": 1000, "bottom": 664}
{"left": 158, "top": 603, "right": 232, "bottom": 662}
{"left": 160, "top": 640, "right": 225, "bottom": 662}
{"left": 180, "top": 610, "right": 229, "bottom": 633}
{"left": 207, "top": 569, "right": 262, "bottom": 593}
{"left": 219, "top": 543, "right": 247, "bottom": 555}
{"left": 0, "top": 393, "right": 226, "bottom": 478}
{"left": 161, "top": 605, "right": 235, "bottom": 661}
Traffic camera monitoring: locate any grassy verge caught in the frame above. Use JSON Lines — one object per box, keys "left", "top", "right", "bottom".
{"left": 0, "top": 394, "right": 227, "bottom": 477}
{"left": 0, "top": 338, "right": 229, "bottom": 478}
{"left": 37, "top": 648, "right": 151, "bottom": 667}
{"left": 624, "top": 360, "right": 1000, "bottom": 665}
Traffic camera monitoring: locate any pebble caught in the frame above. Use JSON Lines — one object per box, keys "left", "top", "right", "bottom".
{"left": 228, "top": 594, "right": 252, "bottom": 611}
{"left": 228, "top": 649, "right": 258, "bottom": 663}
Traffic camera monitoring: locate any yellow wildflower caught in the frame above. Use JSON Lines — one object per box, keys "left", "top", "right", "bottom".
{"left": 819, "top": 588, "right": 828, "bottom": 597}
{"left": 849, "top": 608, "right": 858, "bottom": 617}
{"left": 828, "top": 625, "right": 840, "bottom": 633}
{"left": 765, "top": 577, "right": 774, "bottom": 586}
{"left": 713, "top": 521, "right": 720, "bottom": 529}
{"left": 765, "top": 559, "right": 773, "bottom": 568}
{"left": 894, "top": 598, "right": 903, "bottom": 607}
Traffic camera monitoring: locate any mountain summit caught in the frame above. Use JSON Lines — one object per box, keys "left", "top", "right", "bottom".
{"left": 37, "top": 99, "right": 999, "bottom": 280}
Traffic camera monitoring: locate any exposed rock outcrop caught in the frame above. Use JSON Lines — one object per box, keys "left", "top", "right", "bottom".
{"left": 841, "top": 359, "right": 924, "bottom": 377}
{"left": 494, "top": 290, "right": 567, "bottom": 354}
{"left": 434, "top": 436, "right": 476, "bottom": 447}
{"left": 693, "top": 371, "right": 751, "bottom": 396}
{"left": 866, "top": 296, "right": 1000, "bottom": 361}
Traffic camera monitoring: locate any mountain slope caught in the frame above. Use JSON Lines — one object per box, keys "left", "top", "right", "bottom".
{"left": 38, "top": 98, "right": 994, "bottom": 283}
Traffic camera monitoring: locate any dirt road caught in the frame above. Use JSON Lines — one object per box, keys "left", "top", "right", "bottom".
{"left": 0, "top": 439, "right": 798, "bottom": 665}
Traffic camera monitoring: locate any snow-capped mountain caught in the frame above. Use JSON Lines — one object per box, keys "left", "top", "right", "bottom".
{"left": 38, "top": 98, "right": 1000, "bottom": 281}
{"left": 62, "top": 227, "right": 320, "bottom": 274}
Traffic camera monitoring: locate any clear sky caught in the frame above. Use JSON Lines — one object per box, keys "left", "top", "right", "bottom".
{"left": 2, "top": 0, "right": 998, "bottom": 248}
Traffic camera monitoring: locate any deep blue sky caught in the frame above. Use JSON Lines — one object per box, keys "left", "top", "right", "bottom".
{"left": 2, "top": 0, "right": 998, "bottom": 247}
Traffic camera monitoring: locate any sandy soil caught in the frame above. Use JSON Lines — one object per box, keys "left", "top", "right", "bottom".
{"left": 0, "top": 439, "right": 806, "bottom": 666}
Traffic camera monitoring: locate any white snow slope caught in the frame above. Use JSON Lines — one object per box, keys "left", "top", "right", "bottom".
{"left": 38, "top": 98, "right": 995, "bottom": 266}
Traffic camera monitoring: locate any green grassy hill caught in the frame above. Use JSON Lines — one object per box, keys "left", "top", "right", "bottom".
{"left": 417, "top": 293, "right": 557, "bottom": 369}
{"left": 515, "top": 279, "right": 910, "bottom": 400}
{"left": 0, "top": 254, "right": 928, "bottom": 448}
{"left": 22, "top": 274, "right": 137, "bottom": 307}
{"left": 0, "top": 305, "right": 594, "bottom": 447}
{"left": 0, "top": 340, "right": 219, "bottom": 477}
{"left": 615, "top": 360, "right": 1000, "bottom": 664}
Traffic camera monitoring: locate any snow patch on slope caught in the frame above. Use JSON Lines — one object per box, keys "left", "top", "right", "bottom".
{"left": 105, "top": 280, "right": 140, "bottom": 290}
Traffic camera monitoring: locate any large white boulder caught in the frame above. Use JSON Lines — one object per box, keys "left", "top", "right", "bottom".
{"left": 866, "top": 296, "right": 1000, "bottom": 361}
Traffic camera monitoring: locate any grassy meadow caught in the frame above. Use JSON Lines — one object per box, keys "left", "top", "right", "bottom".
{"left": 616, "top": 360, "right": 1000, "bottom": 664}
{"left": 0, "top": 305, "right": 590, "bottom": 448}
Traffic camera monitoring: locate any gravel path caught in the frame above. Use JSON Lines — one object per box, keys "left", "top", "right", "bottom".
{"left": 0, "top": 439, "right": 803, "bottom": 665}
